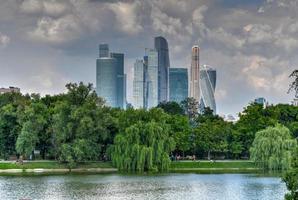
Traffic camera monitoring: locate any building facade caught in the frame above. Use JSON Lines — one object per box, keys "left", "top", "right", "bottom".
{"left": 96, "top": 44, "right": 126, "bottom": 108}
{"left": 111, "top": 53, "right": 126, "bottom": 108}
{"left": 169, "top": 68, "right": 188, "bottom": 103}
{"left": 0, "top": 87, "right": 20, "bottom": 94}
{"left": 200, "top": 65, "right": 216, "bottom": 114}
{"left": 190, "top": 45, "right": 200, "bottom": 104}
{"left": 146, "top": 49, "right": 158, "bottom": 109}
{"left": 133, "top": 59, "right": 145, "bottom": 108}
{"left": 154, "top": 36, "right": 170, "bottom": 103}
{"left": 254, "top": 97, "right": 267, "bottom": 108}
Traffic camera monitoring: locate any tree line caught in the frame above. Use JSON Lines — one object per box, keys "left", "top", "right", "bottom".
{"left": 0, "top": 82, "right": 296, "bottom": 166}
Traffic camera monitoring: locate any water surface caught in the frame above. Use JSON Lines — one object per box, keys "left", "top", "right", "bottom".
{"left": 0, "top": 173, "right": 286, "bottom": 200}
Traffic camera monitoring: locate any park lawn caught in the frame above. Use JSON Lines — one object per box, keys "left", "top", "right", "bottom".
{"left": 0, "top": 161, "right": 113, "bottom": 169}
{"left": 170, "top": 161, "right": 256, "bottom": 169}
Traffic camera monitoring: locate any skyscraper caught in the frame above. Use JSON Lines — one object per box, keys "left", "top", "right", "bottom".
{"left": 169, "top": 68, "right": 188, "bottom": 103}
{"left": 96, "top": 44, "right": 126, "bottom": 108}
{"left": 111, "top": 53, "right": 126, "bottom": 108}
{"left": 190, "top": 45, "right": 200, "bottom": 103}
{"left": 133, "top": 59, "right": 145, "bottom": 108}
{"left": 146, "top": 49, "right": 158, "bottom": 108}
{"left": 200, "top": 65, "right": 216, "bottom": 114}
{"left": 99, "top": 44, "right": 109, "bottom": 58}
{"left": 154, "top": 36, "right": 170, "bottom": 103}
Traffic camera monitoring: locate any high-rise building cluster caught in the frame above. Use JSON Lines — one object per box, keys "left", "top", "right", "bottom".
{"left": 96, "top": 37, "right": 217, "bottom": 113}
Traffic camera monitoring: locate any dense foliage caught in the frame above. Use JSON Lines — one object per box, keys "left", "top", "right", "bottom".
{"left": 111, "top": 121, "right": 175, "bottom": 172}
{"left": 250, "top": 124, "right": 297, "bottom": 171}
{"left": 283, "top": 147, "right": 298, "bottom": 200}
{"left": 0, "top": 82, "right": 297, "bottom": 174}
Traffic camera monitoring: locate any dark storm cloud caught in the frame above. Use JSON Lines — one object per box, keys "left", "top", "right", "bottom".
{"left": 0, "top": 0, "right": 296, "bottom": 116}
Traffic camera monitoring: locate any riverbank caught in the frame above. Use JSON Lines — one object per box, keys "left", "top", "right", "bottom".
{"left": 170, "top": 160, "right": 260, "bottom": 173}
{"left": 0, "top": 160, "right": 260, "bottom": 175}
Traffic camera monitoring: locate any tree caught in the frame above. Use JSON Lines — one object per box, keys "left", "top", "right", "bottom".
{"left": 157, "top": 101, "right": 184, "bottom": 115}
{"left": 52, "top": 82, "right": 108, "bottom": 165}
{"left": 250, "top": 124, "right": 297, "bottom": 171}
{"left": 0, "top": 92, "right": 29, "bottom": 159}
{"left": 181, "top": 97, "right": 199, "bottom": 121}
{"left": 288, "top": 69, "right": 298, "bottom": 98}
{"left": 194, "top": 118, "right": 230, "bottom": 159}
{"left": 235, "top": 103, "right": 278, "bottom": 157}
{"left": 111, "top": 121, "right": 175, "bottom": 172}
{"left": 283, "top": 146, "right": 298, "bottom": 200}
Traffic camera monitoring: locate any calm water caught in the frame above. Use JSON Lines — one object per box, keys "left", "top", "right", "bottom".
{"left": 0, "top": 173, "right": 286, "bottom": 200}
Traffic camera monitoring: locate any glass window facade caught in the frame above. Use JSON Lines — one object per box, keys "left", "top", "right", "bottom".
{"left": 169, "top": 68, "right": 188, "bottom": 103}
{"left": 200, "top": 65, "right": 216, "bottom": 114}
{"left": 133, "top": 59, "right": 145, "bottom": 108}
{"left": 146, "top": 49, "right": 158, "bottom": 109}
{"left": 154, "top": 36, "right": 170, "bottom": 103}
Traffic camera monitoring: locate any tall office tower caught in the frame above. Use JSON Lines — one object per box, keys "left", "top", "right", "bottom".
{"left": 133, "top": 59, "right": 145, "bottom": 108}
{"left": 200, "top": 65, "right": 216, "bottom": 114}
{"left": 154, "top": 36, "right": 170, "bottom": 103}
{"left": 146, "top": 49, "right": 158, "bottom": 108}
{"left": 96, "top": 57, "right": 118, "bottom": 107}
{"left": 111, "top": 53, "right": 126, "bottom": 108}
{"left": 99, "top": 44, "right": 109, "bottom": 58}
{"left": 190, "top": 45, "right": 200, "bottom": 103}
{"left": 169, "top": 68, "right": 188, "bottom": 103}
{"left": 96, "top": 44, "right": 126, "bottom": 108}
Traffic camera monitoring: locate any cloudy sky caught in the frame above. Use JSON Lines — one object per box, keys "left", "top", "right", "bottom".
{"left": 0, "top": 0, "right": 297, "bottom": 116}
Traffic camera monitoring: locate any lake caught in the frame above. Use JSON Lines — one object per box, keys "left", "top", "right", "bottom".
{"left": 0, "top": 173, "right": 287, "bottom": 200}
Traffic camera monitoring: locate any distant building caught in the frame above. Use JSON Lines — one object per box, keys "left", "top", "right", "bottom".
{"left": 99, "top": 44, "right": 109, "bottom": 58}
{"left": 133, "top": 59, "right": 145, "bottom": 108}
{"left": 200, "top": 65, "right": 216, "bottom": 114}
{"left": 169, "top": 68, "right": 188, "bottom": 103}
{"left": 254, "top": 97, "right": 267, "bottom": 108}
{"left": 0, "top": 87, "right": 20, "bottom": 94}
{"left": 222, "top": 114, "right": 238, "bottom": 123}
{"left": 190, "top": 45, "right": 200, "bottom": 103}
{"left": 292, "top": 98, "right": 298, "bottom": 106}
{"left": 111, "top": 53, "right": 126, "bottom": 109}
{"left": 154, "top": 36, "right": 170, "bottom": 103}
{"left": 96, "top": 44, "right": 126, "bottom": 108}
{"left": 145, "top": 49, "right": 158, "bottom": 109}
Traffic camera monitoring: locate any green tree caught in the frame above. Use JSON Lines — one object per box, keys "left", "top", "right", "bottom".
{"left": 181, "top": 97, "right": 199, "bottom": 121}
{"left": 0, "top": 92, "right": 29, "bottom": 159}
{"left": 250, "top": 124, "right": 297, "bottom": 171}
{"left": 283, "top": 146, "right": 298, "bottom": 200}
{"left": 111, "top": 121, "right": 175, "bottom": 172}
{"left": 52, "top": 82, "right": 108, "bottom": 166}
{"left": 157, "top": 101, "right": 184, "bottom": 115}
{"left": 235, "top": 103, "right": 278, "bottom": 157}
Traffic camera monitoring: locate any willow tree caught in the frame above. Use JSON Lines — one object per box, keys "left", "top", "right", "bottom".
{"left": 111, "top": 121, "right": 175, "bottom": 172}
{"left": 250, "top": 124, "right": 297, "bottom": 171}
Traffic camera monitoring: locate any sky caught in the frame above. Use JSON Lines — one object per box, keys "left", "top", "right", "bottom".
{"left": 0, "top": 0, "right": 297, "bottom": 116}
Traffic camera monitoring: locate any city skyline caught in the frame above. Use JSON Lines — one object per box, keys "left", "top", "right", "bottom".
{"left": 0, "top": 0, "right": 296, "bottom": 116}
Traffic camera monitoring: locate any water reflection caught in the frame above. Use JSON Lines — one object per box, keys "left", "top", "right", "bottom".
{"left": 0, "top": 174, "right": 287, "bottom": 200}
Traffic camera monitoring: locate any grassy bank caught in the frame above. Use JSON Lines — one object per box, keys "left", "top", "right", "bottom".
{"left": 0, "top": 161, "right": 113, "bottom": 170}
{"left": 0, "top": 160, "right": 260, "bottom": 174}
{"left": 170, "top": 161, "right": 260, "bottom": 173}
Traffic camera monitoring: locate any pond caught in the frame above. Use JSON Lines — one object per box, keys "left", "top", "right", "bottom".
{"left": 0, "top": 173, "right": 287, "bottom": 200}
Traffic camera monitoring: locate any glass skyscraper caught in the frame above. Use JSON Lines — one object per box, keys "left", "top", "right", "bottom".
{"left": 133, "top": 59, "right": 145, "bottom": 108}
{"left": 96, "top": 44, "right": 126, "bottom": 108}
{"left": 200, "top": 65, "right": 216, "bottom": 114}
{"left": 169, "top": 68, "right": 188, "bottom": 103}
{"left": 111, "top": 53, "right": 126, "bottom": 108}
{"left": 190, "top": 45, "right": 200, "bottom": 104}
{"left": 154, "top": 36, "right": 170, "bottom": 103}
{"left": 146, "top": 49, "right": 158, "bottom": 109}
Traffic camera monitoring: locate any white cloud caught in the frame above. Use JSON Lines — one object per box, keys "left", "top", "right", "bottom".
{"left": 108, "top": 1, "right": 143, "bottom": 35}
{"left": 0, "top": 33, "right": 10, "bottom": 48}
{"left": 28, "top": 15, "right": 82, "bottom": 44}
